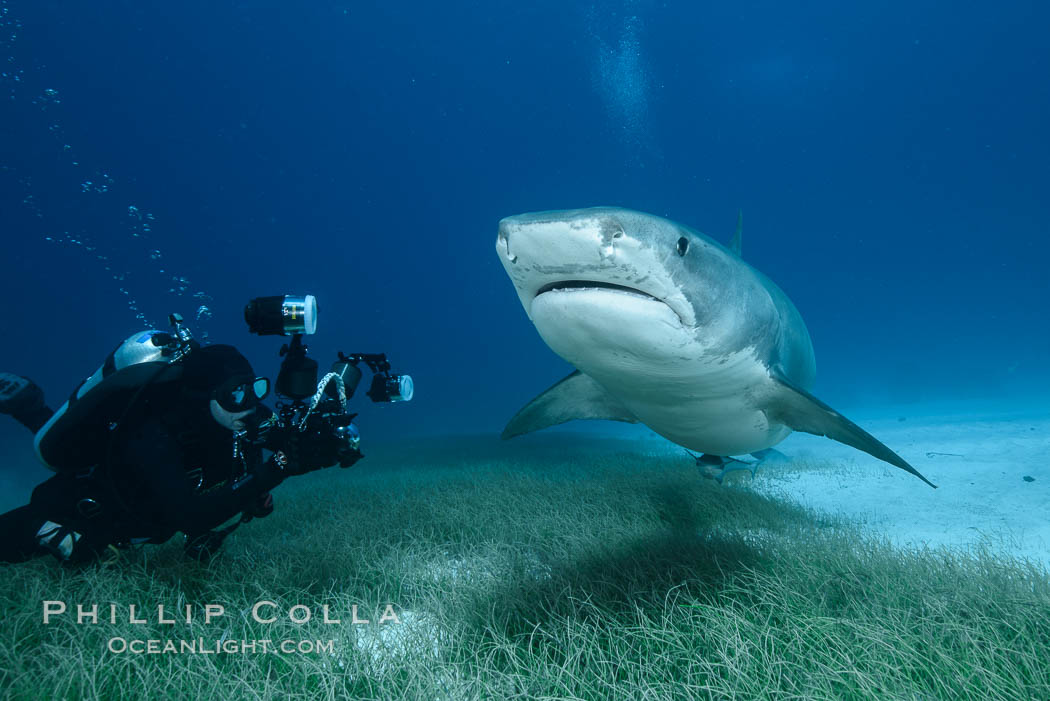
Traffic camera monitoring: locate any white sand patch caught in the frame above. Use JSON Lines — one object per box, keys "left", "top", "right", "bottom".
{"left": 597, "top": 405, "right": 1050, "bottom": 568}
{"left": 423, "top": 553, "right": 502, "bottom": 587}
{"left": 318, "top": 610, "right": 459, "bottom": 695}
{"left": 351, "top": 609, "right": 448, "bottom": 670}
{"left": 747, "top": 409, "right": 1050, "bottom": 568}
{"left": 422, "top": 550, "right": 552, "bottom": 587}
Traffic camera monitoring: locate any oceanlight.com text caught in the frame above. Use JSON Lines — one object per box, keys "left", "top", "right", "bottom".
{"left": 107, "top": 637, "right": 336, "bottom": 655}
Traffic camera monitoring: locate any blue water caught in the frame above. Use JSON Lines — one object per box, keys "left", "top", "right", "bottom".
{"left": 2, "top": 0, "right": 1047, "bottom": 449}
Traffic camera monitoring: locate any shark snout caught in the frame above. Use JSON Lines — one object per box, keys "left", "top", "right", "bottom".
{"left": 497, "top": 210, "right": 635, "bottom": 320}
{"left": 496, "top": 210, "right": 627, "bottom": 271}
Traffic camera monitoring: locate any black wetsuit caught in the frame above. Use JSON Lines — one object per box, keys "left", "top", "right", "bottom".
{"left": 0, "top": 391, "right": 284, "bottom": 564}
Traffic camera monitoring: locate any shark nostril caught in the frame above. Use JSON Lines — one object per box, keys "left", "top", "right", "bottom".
{"left": 501, "top": 235, "right": 517, "bottom": 263}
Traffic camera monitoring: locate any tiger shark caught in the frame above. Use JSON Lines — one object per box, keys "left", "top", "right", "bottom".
{"left": 496, "top": 207, "right": 935, "bottom": 488}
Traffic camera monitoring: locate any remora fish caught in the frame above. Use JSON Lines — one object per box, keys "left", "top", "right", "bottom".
{"left": 496, "top": 207, "right": 934, "bottom": 488}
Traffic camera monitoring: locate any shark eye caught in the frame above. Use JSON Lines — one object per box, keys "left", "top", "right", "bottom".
{"left": 676, "top": 237, "right": 689, "bottom": 256}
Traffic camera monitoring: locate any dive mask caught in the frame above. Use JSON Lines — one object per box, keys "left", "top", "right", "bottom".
{"left": 213, "top": 376, "right": 270, "bottom": 413}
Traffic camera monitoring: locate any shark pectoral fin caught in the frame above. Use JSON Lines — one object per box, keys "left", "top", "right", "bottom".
{"left": 767, "top": 372, "right": 937, "bottom": 488}
{"left": 501, "top": 371, "right": 639, "bottom": 440}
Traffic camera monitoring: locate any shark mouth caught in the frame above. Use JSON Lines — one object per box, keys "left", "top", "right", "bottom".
{"left": 534, "top": 280, "right": 661, "bottom": 303}
{"left": 531, "top": 280, "right": 690, "bottom": 327}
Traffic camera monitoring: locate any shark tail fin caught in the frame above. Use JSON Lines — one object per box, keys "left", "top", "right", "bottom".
{"left": 502, "top": 371, "right": 638, "bottom": 439}
{"left": 766, "top": 371, "right": 936, "bottom": 488}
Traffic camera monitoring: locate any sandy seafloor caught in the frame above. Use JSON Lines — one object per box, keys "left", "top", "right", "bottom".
{"left": 772, "top": 406, "right": 1050, "bottom": 568}
{"left": 609, "top": 401, "right": 1050, "bottom": 571}
{"left": 1, "top": 401, "right": 1047, "bottom": 571}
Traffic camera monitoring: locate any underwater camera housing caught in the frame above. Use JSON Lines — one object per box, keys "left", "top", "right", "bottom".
{"left": 244, "top": 294, "right": 414, "bottom": 468}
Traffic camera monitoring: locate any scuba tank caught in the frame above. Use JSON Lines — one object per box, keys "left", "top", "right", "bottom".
{"left": 34, "top": 314, "right": 195, "bottom": 473}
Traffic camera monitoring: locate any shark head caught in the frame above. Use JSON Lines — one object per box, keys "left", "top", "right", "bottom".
{"left": 496, "top": 207, "right": 781, "bottom": 387}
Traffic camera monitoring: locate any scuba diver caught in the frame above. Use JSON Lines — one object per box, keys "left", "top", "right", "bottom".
{"left": 0, "top": 343, "right": 343, "bottom": 564}
{"left": 0, "top": 296, "right": 413, "bottom": 565}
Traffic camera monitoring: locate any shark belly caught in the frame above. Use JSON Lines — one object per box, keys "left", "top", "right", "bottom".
{"left": 614, "top": 359, "right": 792, "bottom": 456}
{"left": 530, "top": 288, "right": 790, "bottom": 455}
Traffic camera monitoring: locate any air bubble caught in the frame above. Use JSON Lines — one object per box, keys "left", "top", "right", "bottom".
{"left": 6, "top": 9, "right": 213, "bottom": 332}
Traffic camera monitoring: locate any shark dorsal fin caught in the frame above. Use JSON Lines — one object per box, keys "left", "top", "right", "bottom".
{"left": 729, "top": 210, "right": 743, "bottom": 258}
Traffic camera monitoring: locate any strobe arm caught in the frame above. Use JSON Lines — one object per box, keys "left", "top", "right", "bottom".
{"left": 339, "top": 352, "right": 391, "bottom": 375}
